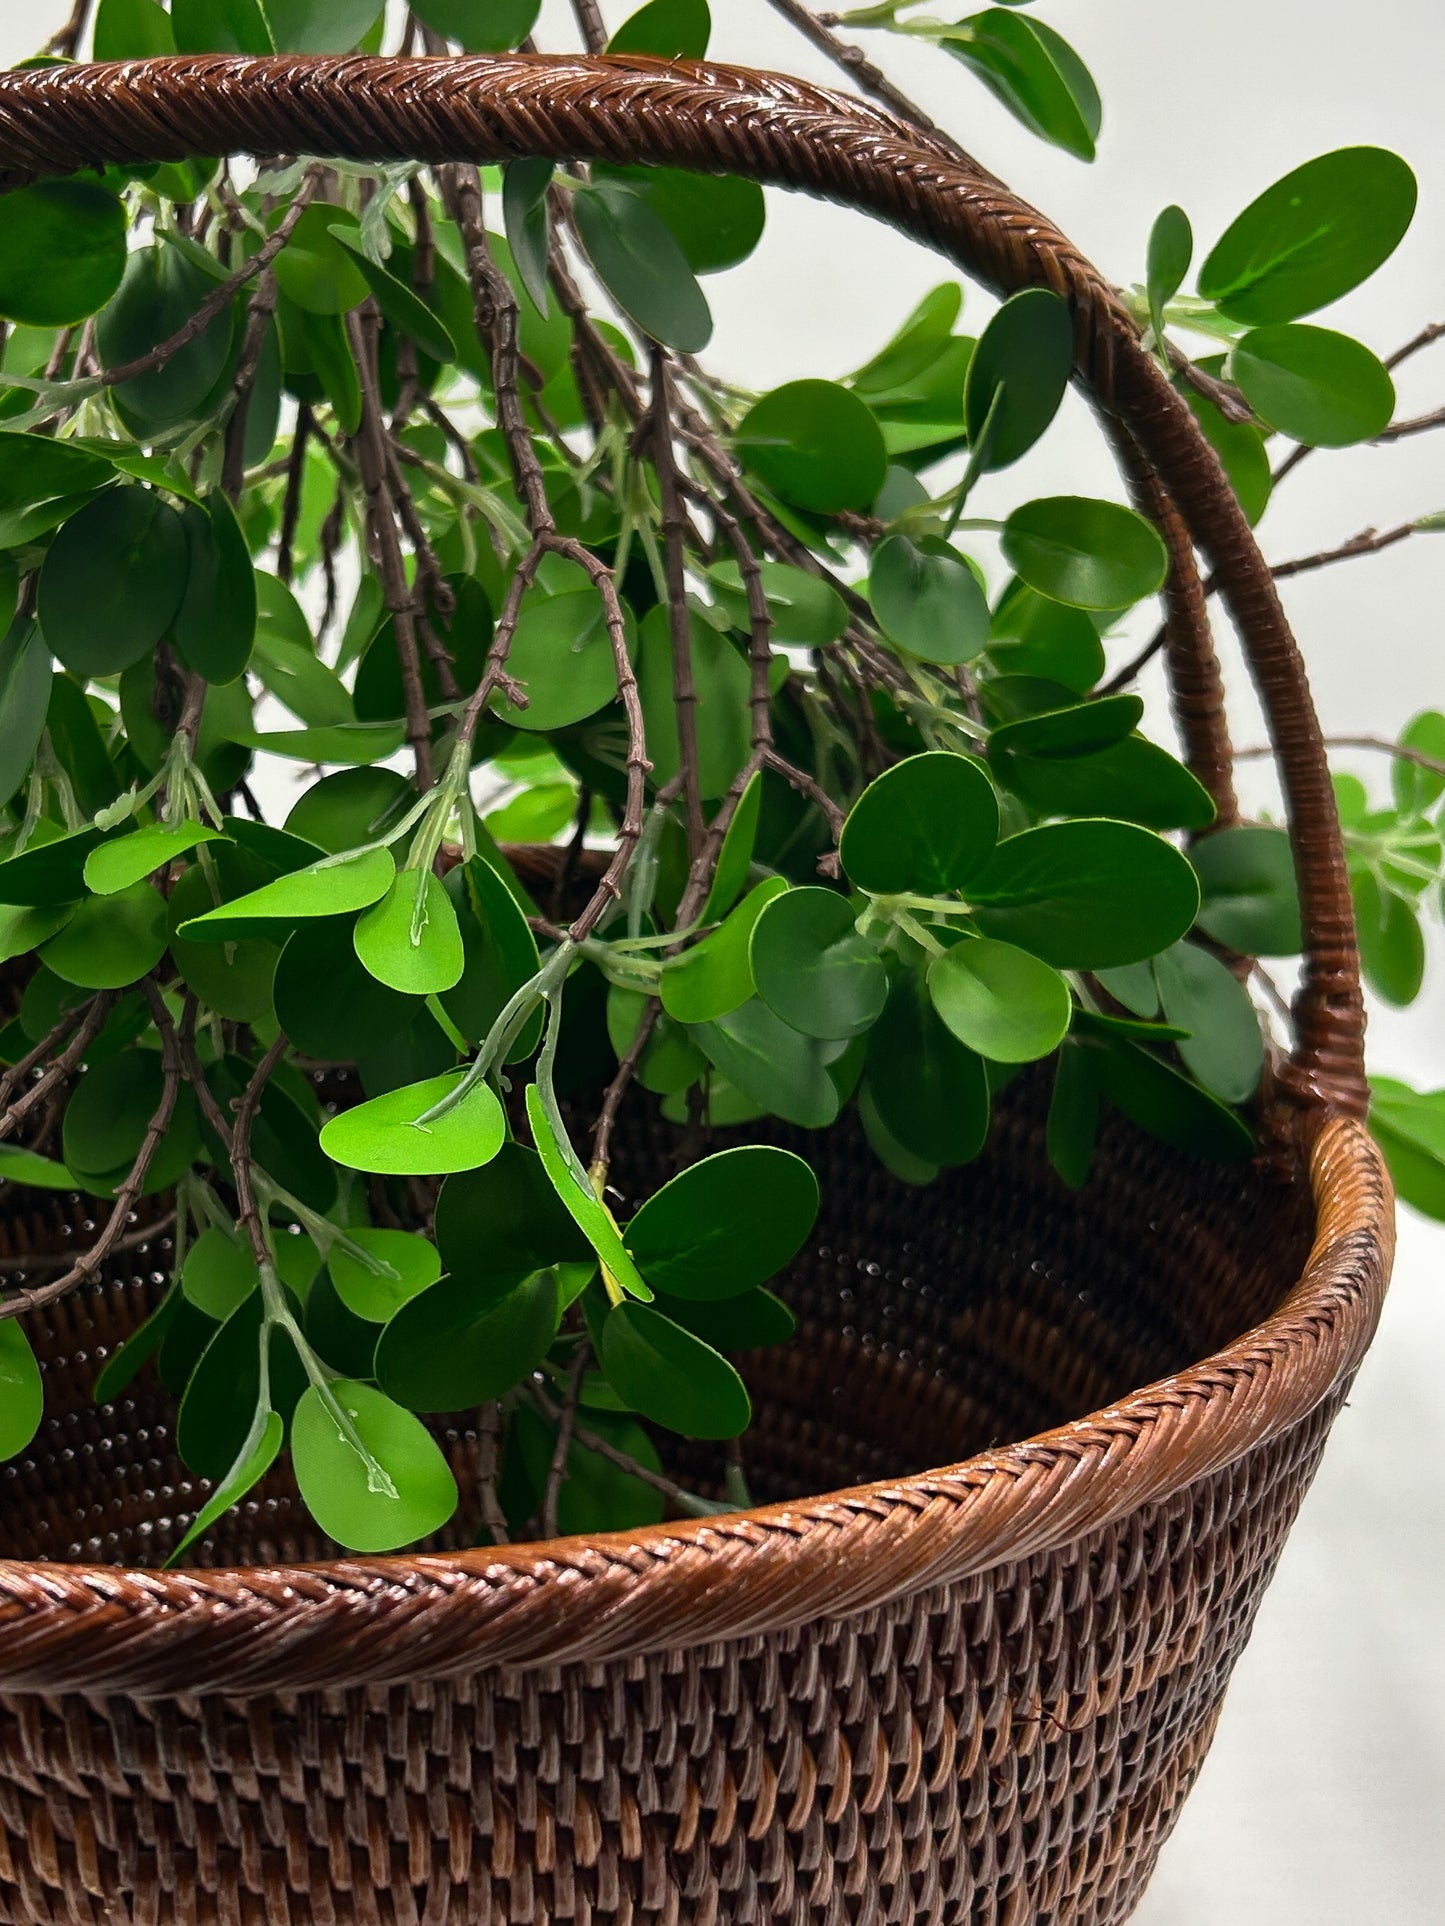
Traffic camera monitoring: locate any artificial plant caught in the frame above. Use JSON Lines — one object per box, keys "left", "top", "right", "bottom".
{"left": 0, "top": 0, "right": 1441, "bottom": 1557}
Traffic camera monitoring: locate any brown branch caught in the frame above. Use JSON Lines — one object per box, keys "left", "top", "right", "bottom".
{"left": 223, "top": 269, "right": 283, "bottom": 499}
{"left": 766, "top": 0, "right": 975, "bottom": 159}
{"left": 592, "top": 998, "right": 663, "bottom": 1174}
{"left": 44, "top": 0, "right": 91, "bottom": 57}
{"left": 1233, "top": 735, "right": 1445, "bottom": 780}
{"left": 0, "top": 994, "right": 181, "bottom": 1325}
{"left": 476, "top": 1401, "right": 510, "bottom": 1545}
{"left": 0, "top": 1212, "right": 176, "bottom": 1278}
{"left": 346, "top": 303, "right": 436, "bottom": 790}
{"left": 569, "top": 0, "right": 608, "bottom": 53}
{"left": 541, "top": 1341, "right": 591, "bottom": 1537}
{"left": 651, "top": 349, "right": 706, "bottom": 858}
{"left": 1373, "top": 404, "right": 1445, "bottom": 443}
{"left": 531, "top": 1383, "right": 728, "bottom": 1516}
{"left": 275, "top": 401, "right": 311, "bottom": 586}
{"left": 0, "top": 995, "right": 114, "bottom": 1150}
{"left": 230, "top": 1032, "right": 290, "bottom": 1273}
{"left": 0, "top": 999, "right": 93, "bottom": 1118}
{"left": 1273, "top": 320, "right": 1445, "bottom": 485}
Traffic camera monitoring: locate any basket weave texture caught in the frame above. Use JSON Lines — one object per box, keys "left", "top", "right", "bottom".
{"left": 0, "top": 51, "right": 1396, "bottom": 1926}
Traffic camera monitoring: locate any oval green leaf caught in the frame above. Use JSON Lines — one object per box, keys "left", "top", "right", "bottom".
{"left": 1231, "top": 324, "right": 1394, "bottom": 448}
{"left": 291, "top": 1379, "right": 458, "bottom": 1554}
{"left": 927, "top": 937, "right": 1072, "bottom": 1063}
{"left": 1002, "top": 496, "right": 1169, "bottom": 611}
{"left": 840, "top": 752, "right": 999, "bottom": 897}
{"left": 353, "top": 869, "right": 466, "bottom": 997}
{"left": 869, "top": 534, "right": 990, "bottom": 665}
{"left": 625, "top": 1144, "right": 819, "bottom": 1302}
{"left": 38, "top": 487, "right": 188, "bottom": 679}
{"left": 749, "top": 887, "right": 888, "bottom": 1041}
{"left": 320, "top": 1071, "right": 504, "bottom": 1177}
{"left": 736, "top": 380, "right": 887, "bottom": 516}
{"left": 601, "top": 1302, "right": 750, "bottom": 1440}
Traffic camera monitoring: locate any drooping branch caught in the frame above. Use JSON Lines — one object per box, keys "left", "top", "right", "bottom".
{"left": 651, "top": 349, "right": 706, "bottom": 858}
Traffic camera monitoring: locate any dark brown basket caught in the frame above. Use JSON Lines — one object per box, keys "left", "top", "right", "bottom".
{"left": 0, "top": 54, "right": 1394, "bottom": 1926}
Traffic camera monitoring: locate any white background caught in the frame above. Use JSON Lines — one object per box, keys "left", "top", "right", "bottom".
{"left": 3, "top": 3, "right": 1442, "bottom": 1919}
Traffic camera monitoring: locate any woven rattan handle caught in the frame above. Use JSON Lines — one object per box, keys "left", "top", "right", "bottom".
{"left": 0, "top": 53, "right": 1366, "bottom": 1121}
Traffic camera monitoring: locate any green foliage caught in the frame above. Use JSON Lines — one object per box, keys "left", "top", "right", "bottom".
{"left": 0, "top": 4, "right": 1432, "bottom": 1562}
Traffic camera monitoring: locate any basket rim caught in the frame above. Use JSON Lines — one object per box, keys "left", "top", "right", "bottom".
{"left": 0, "top": 1117, "right": 1392, "bottom": 1699}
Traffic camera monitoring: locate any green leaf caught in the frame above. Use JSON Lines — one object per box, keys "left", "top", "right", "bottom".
{"left": 38, "top": 487, "right": 188, "bottom": 679}
{"left": 40, "top": 881, "right": 167, "bottom": 989}
{"left": 593, "top": 165, "right": 765, "bottom": 276}
{"left": 851, "top": 283, "right": 963, "bottom": 395}
{"left": 353, "top": 870, "right": 466, "bottom": 997}
{"left": 626, "top": 1145, "right": 819, "bottom": 1301}
{"left": 98, "top": 242, "right": 237, "bottom": 435}
{"left": 92, "top": 1285, "right": 182, "bottom": 1406}
{"left": 607, "top": 986, "right": 705, "bottom": 1096}
{"left": 377, "top": 1264, "right": 562, "bottom": 1413}
{"left": 172, "top": 0, "right": 275, "bottom": 53}
{"left": 707, "top": 559, "right": 848, "bottom": 649}
{"left": 508, "top": 1401, "right": 663, "bottom": 1536}
{"left": 329, "top": 230, "right": 458, "bottom": 363}
{"left": 321, "top": 1071, "right": 504, "bottom": 1177}
{"left": 1090, "top": 1037, "right": 1253, "bottom": 1162}
{"left": 988, "top": 580, "right": 1105, "bottom": 692}
{"left": 1231, "top": 324, "right": 1394, "bottom": 447}
{"left": 1146, "top": 205, "right": 1193, "bottom": 342}
{"left": 964, "top": 288, "right": 1073, "bottom": 469}
{"left": 1152, "top": 941, "right": 1264, "bottom": 1103}
{"left": 1191, "top": 825, "right": 1302, "bottom": 956}
{"left": 0, "top": 1143, "right": 81, "bottom": 1190}
{"left": 292, "top": 1378, "right": 457, "bottom": 1553}
{"left": 245, "top": 721, "right": 404, "bottom": 764}
{"left": 1370, "top": 1082, "right": 1445, "bottom": 1220}
{"left": 0, "top": 902, "right": 73, "bottom": 967}
{"left": 692, "top": 999, "right": 841, "bottom": 1130}
{"left": 62, "top": 1049, "right": 198, "bottom": 1195}
{"left": 179, "top": 846, "right": 396, "bottom": 941}
{"left": 0, "top": 620, "right": 52, "bottom": 811}
{"left": 177, "top": 1294, "right": 303, "bottom": 1479}
{"left": 869, "top": 535, "right": 990, "bottom": 665}
{"left": 660, "top": 877, "right": 787, "bottom": 1026}
{"left": 989, "top": 694, "right": 1142, "bottom": 759}
{"left": 328, "top": 1228, "right": 443, "bottom": 1324}
{"left": 94, "top": 0, "right": 178, "bottom": 57}
{"left": 1046, "top": 1044, "right": 1100, "bottom": 1189}
{"left": 864, "top": 968, "right": 989, "bottom": 1167}
{"left": 412, "top": 0, "right": 539, "bottom": 49}
{"left": 702, "top": 769, "right": 763, "bottom": 922}
{"left": 435, "top": 1141, "right": 591, "bottom": 1288}
{"left": 524, "top": 1083, "right": 653, "bottom": 1301}
{"left": 494, "top": 589, "right": 627, "bottom": 732}
{"left": 1352, "top": 869, "right": 1424, "bottom": 1006}
{"left": 749, "top": 887, "right": 888, "bottom": 1041}
{"left": 1002, "top": 496, "right": 1169, "bottom": 610}
{"left": 1181, "top": 383, "right": 1272, "bottom": 527}
{"left": 736, "top": 380, "right": 887, "bottom": 516}
{"left": 637, "top": 604, "right": 751, "bottom": 799}
{"left": 1096, "top": 961, "right": 1161, "bottom": 1018}
{"left": 167, "top": 1409, "right": 283, "bottom": 1567}
{"left": 286, "top": 765, "right": 413, "bottom": 854}
{"left": 181, "top": 1227, "right": 259, "bottom": 1321}
{"left": 166, "top": 859, "right": 279, "bottom": 1025}
{"left": 441, "top": 855, "right": 543, "bottom": 1058}
{"left": 970, "top": 820, "right": 1201, "bottom": 968}
{"left": 502, "top": 159, "right": 554, "bottom": 315}
{"left": 607, "top": 0, "right": 710, "bottom": 57}
{"left": 84, "top": 823, "right": 226, "bottom": 896}
{"left": 991, "top": 732, "right": 1217, "bottom": 834}
{"left": 45, "top": 674, "right": 122, "bottom": 817}
{"left": 601, "top": 1302, "right": 749, "bottom": 1439}
{"left": 272, "top": 202, "right": 369, "bottom": 315}
{"left": 0, "top": 825, "right": 108, "bottom": 907}
{"left": 573, "top": 180, "right": 713, "bottom": 354}
{"left": 840, "top": 752, "right": 999, "bottom": 897}
{"left": 1198, "top": 147, "right": 1417, "bottom": 324}
{"left": 0, "top": 182, "right": 127, "bottom": 326}
{"left": 263, "top": 0, "right": 382, "bottom": 53}
{"left": 944, "top": 11, "right": 1102, "bottom": 162}
{"left": 1392, "top": 711, "right": 1445, "bottom": 815}
{"left": 172, "top": 491, "right": 258, "bottom": 684}
{"left": 927, "top": 936, "right": 1072, "bottom": 1063}
{"left": 0, "top": 1323, "right": 43, "bottom": 1461}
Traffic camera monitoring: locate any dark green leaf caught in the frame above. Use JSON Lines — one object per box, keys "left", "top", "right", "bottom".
{"left": 0, "top": 621, "right": 51, "bottom": 810}
{"left": 292, "top": 1378, "right": 457, "bottom": 1553}
{"left": 964, "top": 287, "right": 1073, "bottom": 468}
{"left": 1232, "top": 324, "right": 1394, "bottom": 447}
{"left": 494, "top": 590, "right": 627, "bottom": 732}
{"left": 660, "top": 877, "right": 786, "bottom": 1026}
{"left": 376, "top": 1268, "right": 560, "bottom": 1412}
{"left": 1153, "top": 941, "right": 1264, "bottom": 1102}
{"left": 840, "top": 752, "right": 999, "bottom": 897}
{"left": 98, "top": 242, "right": 236, "bottom": 434}
{"left": 607, "top": 0, "right": 710, "bottom": 57}
{"left": 870, "top": 535, "right": 990, "bottom": 665}
{"left": 172, "top": 0, "right": 275, "bottom": 53}
{"left": 1181, "top": 381, "right": 1272, "bottom": 526}
{"left": 927, "top": 936, "right": 1072, "bottom": 1062}
{"left": 864, "top": 967, "right": 989, "bottom": 1166}
{"left": 592, "top": 164, "right": 764, "bottom": 276}
{"left": 944, "top": 10, "right": 1101, "bottom": 161}
{"left": 167, "top": 856, "right": 280, "bottom": 1024}
{"left": 1046, "top": 1044, "right": 1100, "bottom": 1189}
{"left": 435, "top": 1140, "right": 592, "bottom": 1287}
{"left": 1002, "top": 496, "right": 1169, "bottom": 610}
{"left": 608, "top": 986, "right": 705, "bottom": 1096}
{"left": 263, "top": 0, "right": 382, "bottom": 53}
{"left": 626, "top": 1145, "right": 818, "bottom": 1301}
{"left": 502, "top": 159, "right": 554, "bottom": 315}
{"left": 38, "top": 487, "right": 188, "bottom": 678}
{"left": 94, "top": 0, "right": 177, "bottom": 57}
{"left": 286, "top": 765, "right": 413, "bottom": 853}
{"left": 441, "top": 855, "right": 543, "bottom": 1058}
{"left": 320, "top": 1071, "right": 503, "bottom": 1177}
{"left": 40, "top": 881, "right": 167, "bottom": 989}
{"left": 749, "top": 887, "right": 888, "bottom": 1040}
{"left": 0, "top": 826, "right": 108, "bottom": 907}
{"left": 0, "top": 182, "right": 127, "bottom": 326}
{"left": 971, "top": 819, "right": 1201, "bottom": 967}
{"left": 181, "top": 1227, "right": 259, "bottom": 1321}
{"left": 0, "top": 1323, "right": 43, "bottom": 1460}
{"left": 273, "top": 913, "right": 413, "bottom": 1060}
{"left": 272, "top": 203, "right": 369, "bottom": 315}
{"left": 991, "top": 733, "right": 1217, "bottom": 833}
{"left": 412, "top": 0, "right": 540, "bottom": 48}
{"left": 1096, "top": 960, "right": 1160, "bottom": 1018}
{"left": 988, "top": 580, "right": 1104, "bottom": 691}
{"left": 736, "top": 380, "right": 887, "bottom": 515}
{"left": 172, "top": 491, "right": 258, "bottom": 684}
{"left": 1198, "top": 147, "right": 1417, "bottom": 324}
{"left": 1352, "top": 868, "right": 1424, "bottom": 1006}
{"left": 638, "top": 604, "right": 751, "bottom": 799}
{"left": 989, "top": 694, "right": 1142, "bottom": 759}
{"left": 1090, "top": 1037, "right": 1253, "bottom": 1161}
{"left": 1146, "top": 205, "right": 1192, "bottom": 341}
{"left": 573, "top": 180, "right": 712, "bottom": 354}
{"left": 692, "top": 998, "right": 841, "bottom": 1130}
{"left": 1191, "top": 825, "right": 1302, "bottom": 956}
{"left": 602, "top": 1301, "right": 749, "bottom": 1439}
{"left": 0, "top": 902, "right": 72, "bottom": 966}
{"left": 851, "top": 284, "right": 963, "bottom": 395}
{"left": 707, "top": 559, "right": 848, "bottom": 649}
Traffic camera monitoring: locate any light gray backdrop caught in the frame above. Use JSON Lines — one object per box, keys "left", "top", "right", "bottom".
{"left": 2, "top": 4, "right": 1441, "bottom": 1920}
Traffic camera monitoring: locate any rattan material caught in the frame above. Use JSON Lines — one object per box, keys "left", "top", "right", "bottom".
{"left": 0, "top": 53, "right": 1396, "bottom": 1926}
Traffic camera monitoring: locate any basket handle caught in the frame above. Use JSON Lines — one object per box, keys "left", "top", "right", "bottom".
{"left": 0, "top": 53, "right": 1366, "bottom": 1123}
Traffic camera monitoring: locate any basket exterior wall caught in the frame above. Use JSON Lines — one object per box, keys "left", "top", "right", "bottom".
{"left": 0, "top": 1388, "right": 1342, "bottom": 1926}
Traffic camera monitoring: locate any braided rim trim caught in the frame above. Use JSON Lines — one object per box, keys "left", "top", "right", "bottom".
{"left": 0, "top": 1120, "right": 1391, "bottom": 1697}
{"left": 0, "top": 52, "right": 1366, "bottom": 1112}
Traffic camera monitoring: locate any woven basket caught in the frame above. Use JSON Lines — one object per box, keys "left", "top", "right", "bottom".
{"left": 0, "top": 54, "right": 1395, "bottom": 1926}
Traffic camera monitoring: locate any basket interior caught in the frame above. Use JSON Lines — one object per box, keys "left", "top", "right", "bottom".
{"left": 0, "top": 1076, "right": 1315, "bottom": 1571}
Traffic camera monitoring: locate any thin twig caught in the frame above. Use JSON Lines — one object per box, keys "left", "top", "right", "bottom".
{"left": 542, "top": 1342, "right": 592, "bottom": 1537}
{"left": 0, "top": 1212, "right": 176, "bottom": 1278}
{"left": 1233, "top": 736, "right": 1445, "bottom": 779}
{"left": 651, "top": 349, "right": 706, "bottom": 858}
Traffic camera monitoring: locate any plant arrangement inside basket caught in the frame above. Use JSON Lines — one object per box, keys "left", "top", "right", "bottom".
{"left": 0, "top": 0, "right": 1438, "bottom": 1564}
